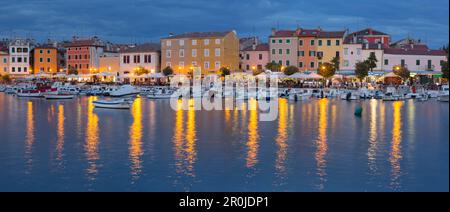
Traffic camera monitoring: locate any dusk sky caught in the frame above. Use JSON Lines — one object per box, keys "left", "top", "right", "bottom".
{"left": 1, "top": 0, "right": 448, "bottom": 48}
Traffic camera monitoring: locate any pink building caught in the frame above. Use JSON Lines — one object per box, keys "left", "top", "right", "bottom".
{"left": 383, "top": 45, "right": 446, "bottom": 72}
{"left": 241, "top": 43, "right": 269, "bottom": 71}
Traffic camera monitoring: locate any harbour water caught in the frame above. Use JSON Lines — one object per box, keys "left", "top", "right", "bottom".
{"left": 0, "top": 93, "right": 448, "bottom": 191}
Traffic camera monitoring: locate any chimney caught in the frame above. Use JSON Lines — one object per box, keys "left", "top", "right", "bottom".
{"left": 271, "top": 28, "right": 277, "bottom": 36}
{"left": 252, "top": 43, "right": 256, "bottom": 50}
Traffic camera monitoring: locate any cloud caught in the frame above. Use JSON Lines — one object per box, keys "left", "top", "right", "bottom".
{"left": 0, "top": 0, "right": 448, "bottom": 48}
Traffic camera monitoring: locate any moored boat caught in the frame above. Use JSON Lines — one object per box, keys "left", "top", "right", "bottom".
{"left": 92, "top": 99, "right": 132, "bottom": 109}
{"left": 44, "top": 94, "right": 75, "bottom": 99}
{"left": 109, "top": 85, "right": 139, "bottom": 97}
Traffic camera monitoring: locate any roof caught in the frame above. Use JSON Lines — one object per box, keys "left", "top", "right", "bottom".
{"left": 34, "top": 44, "right": 57, "bottom": 49}
{"left": 162, "top": 31, "right": 234, "bottom": 39}
{"left": 344, "top": 28, "right": 389, "bottom": 44}
{"left": 270, "top": 30, "right": 297, "bottom": 37}
{"left": 317, "top": 31, "right": 346, "bottom": 38}
{"left": 298, "top": 29, "right": 320, "bottom": 37}
{"left": 243, "top": 43, "right": 269, "bottom": 51}
{"left": 64, "top": 38, "right": 104, "bottom": 47}
{"left": 119, "top": 43, "right": 161, "bottom": 53}
{"left": 384, "top": 48, "right": 446, "bottom": 56}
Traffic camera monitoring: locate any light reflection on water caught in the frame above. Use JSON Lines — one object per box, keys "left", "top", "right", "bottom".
{"left": 0, "top": 94, "right": 448, "bottom": 192}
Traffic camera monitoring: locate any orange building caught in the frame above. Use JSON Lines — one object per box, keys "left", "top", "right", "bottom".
{"left": 33, "top": 45, "right": 58, "bottom": 73}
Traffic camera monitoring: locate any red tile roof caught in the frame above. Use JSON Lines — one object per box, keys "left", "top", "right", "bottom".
{"left": 317, "top": 31, "right": 346, "bottom": 38}
{"left": 64, "top": 38, "right": 104, "bottom": 47}
{"left": 120, "top": 43, "right": 161, "bottom": 53}
{"left": 344, "top": 28, "right": 389, "bottom": 44}
{"left": 384, "top": 47, "right": 446, "bottom": 56}
{"left": 162, "top": 31, "right": 234, "bottom": 39}
{"left": 243, "top": 43, "right": 269, "bottom": 51}
{"left": 298, "top": 29, "right": 320, "bottom": 37}
{"left": 271, "top": 30, "right": 297, "bottom": 37}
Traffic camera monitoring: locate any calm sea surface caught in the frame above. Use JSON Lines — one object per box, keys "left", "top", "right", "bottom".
{"left": 0, "top": 93, "right": 448, "bottom": 191}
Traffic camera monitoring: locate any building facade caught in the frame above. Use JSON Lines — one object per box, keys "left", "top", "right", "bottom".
{"left": 119, "top": 43, "right": 160, "bottom": 76}
{"left": 383, "top": 45, "right": 446, "bottom": 72}
{"left": 33, "top": 45, "right": 58, "bottom": 74}
{"left": 316, "top": 31, "right": 346, "bottom": 67}
{"left": 65, "top": 37, "right": 105, "bottom": 74}
{"left": 99, "top": 52, "right": 120, "bottom": 73}
{"left": 344, "top": 28, "right": 390, "bottom": 48}
{"left": 269, "top": 30, "right": 299, "bottom": 68}
{"left": 241, "top": 43, "right": 269, "bottom": 71}
{"left": 0, "top": 51, "right": 8, "bottom": 75}
{"left": 8, "top": 39, "right": 32, "bottom": 76}
{"left": 161, "top": 31, "right": 239, "bottom": 75}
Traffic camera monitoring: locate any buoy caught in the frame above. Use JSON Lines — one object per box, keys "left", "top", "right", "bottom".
{"left": 354, "top": 107, "right": 363, "bottom": 116}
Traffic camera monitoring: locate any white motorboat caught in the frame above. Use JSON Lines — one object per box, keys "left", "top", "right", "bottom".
{"left": 16, "top": 90, "right": 43, "bottom": 98}
{"left": 109, "top": 85, "right": 139, "bottom": 97}
{"left": 340, "top": 91, "right": 359, "bottom": 101}
{"left": 417, "top": 93, "right": 429, "bottom": 102}
{"left": 438, "top": 85, "right": 449, "bottom": 102}
{"left": 148, "top": 88, "right": 174, "bottom": 99}
{"left": 92, "top": 99, "right": 132, "bottom": 109}
{"left": 358, "top": 88, "right": 371, "bottom": 99}
{"left": 0, "top": 86, "right": 5, "bottom": 92}
{"left": 44, "top": 94, "right": 75, "bottom": 100}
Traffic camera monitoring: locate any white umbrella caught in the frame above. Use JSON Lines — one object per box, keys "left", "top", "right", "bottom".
{"left": 306, "top": 72, "right": 324, "bottom": 79}
{"left": 384, "top": 72, "right": 399, "bottom": 78}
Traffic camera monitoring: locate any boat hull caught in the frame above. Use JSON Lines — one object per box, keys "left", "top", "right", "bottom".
{"left": 44, "top": 95, "right": 75, "bottom": 100}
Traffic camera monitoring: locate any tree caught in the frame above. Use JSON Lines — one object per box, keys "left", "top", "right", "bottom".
{"left": 265, "top": 61, "right": 281, "bottom": 72}
{"left": 331, "top": 56, "right": 340, "bottom": 71}
{"left": 1, "top": 74, "right": 11, "bottom": 83}
{"left": 366, "top": 52, "right": 378, "bottom": 71}
{"left": 67, "top": 66, "right": 78, "bottom": 75}
{"left": 442, "top": 44, "right": 449, "bottom": 79}
{"left": 134, "top": 66, "right": 149, "bottom": 76}
{"left": 317, "top": 62, "right": 336, "bottom": 79}
{"left": 218, "top": 67, "right": 231, "bottom": 77}
{"left": 162, "top": 66, "right": 174, "bottom": 76}
{"left": 355, "top": 61, "right": 370, "bottom": 82}
{"left": 393, "top": 65, "right": 410, "bottom": 81}
{"left": 283, "top": 66, "right": 299, "bottom": 76}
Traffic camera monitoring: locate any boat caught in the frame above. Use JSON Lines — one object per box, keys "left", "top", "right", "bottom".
{"left": 16, "top": 89, "right": 43, "bottom": 98}
{"left": 417, "top": 93, "right": 429, "bottom": 102}
{"left": 0, "top": 86, "right": 5, "bottom": 92}
{"left": 438, "top": 85, "right": 449, "bottom": 102}
{"left": 92, "top": 99, "right": 132, "bottom": 109}
{"left": 287, "top": 89, "right": 311, "bottom": 101}
{"left": 383, "top": 87, "right": 403, "bottom": 101}
{"left": 358, "top": 88, "right": 371, "bottom": 99}
{"left": 147, "top": 88, "right": 175, "bottom": 99}
{"left": 44, "top": 94, "right": 75, "bottom": 100}
{"left": 340, "top": 91, "right": 359, "bottom": 101}
{"left": 109, "top": 85, "right": 139, "bottom": 97}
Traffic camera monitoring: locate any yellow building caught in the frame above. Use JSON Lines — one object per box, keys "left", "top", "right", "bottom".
{"left": 316, "top": 31, "right": 346, "bottom": 68}
{"left": 161, "top": 31, "right": 239, "bottom": 75}
{"left": 33, "top": 45, "right": 58, "bottom": 73}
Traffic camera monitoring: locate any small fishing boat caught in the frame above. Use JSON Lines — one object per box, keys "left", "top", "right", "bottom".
{"left": 92, "top": 99, "right": 132, "bottom": 109}
{"left": 16, "top": 90, "right": 43, "bottom": 98}
{"left": 109, "top": 85, "right": 139, "bottom": 97}
{"left": 437, "top": 85, "right": 449, "bottom": 102}
{"left": 44, "top": 94, "right": 75, "bottom": 100}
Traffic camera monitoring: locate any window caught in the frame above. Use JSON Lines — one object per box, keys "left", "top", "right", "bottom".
{"left": 12, "top": 67, "right": 15, "bottom": 72}
{"left": 192, "top": 40, "right": 197, "bottom": 45}
{"left": 246, "top": 54, "right": 250, "bottom": 60}
{"left": 286, "top": 49, "right": 290, "bottom": 55}
{"left": 47, "top": 58, "right": 50, "bottom": 63}
{"left": 39, "top": 58, "right": 43, "bottom": 62}
{"left": 215, "top": 61, "right": 221, "bottom": 69}
{"left": 47, "top": 50, "right": 50, "bottom": 54}
{"left": 3, "top": 58, "right": 6, "bottom": 63}
{"left": 401, "top": 59, "right": 405, "bottom": 67}
{"left": 279, "top": 49, "right": 282, "bottom": 54}
{"left": 310, "top": 40, "right": 315, "bottom": 46}
{"left": 11, "top": 47, "right": 15, "bottom": 53}
{"left": 246, "top": 65, "right": 250, "bottom": 70}
{"left": 384, "top": 59, "right": 388, "bottom": 65}
{"left": 336, "top": 51, "right": 340, "bottom": 57}
{"left": 428, "top": 60, "right": 432, "bottom": 69}
{"left": 336, "top": 40, "right": 340, "bottom": 46}
{"left": 204, "top": 61, "right": 210, "bottom": 69}
{"left": 344, "top": 60, "right": 349, "bottom": 67}
{"left": 179, "top": 39, "right": 184, "bottom": 46}
{"left": 179, "top": 49, "right": 184, "bottom": 57}
{"left": 299, "top": 62, "right": 303, "bottom": 68}
{"left": 416, "top": 60, "right": 420, "bottom": 66}
{"left": 278, "top": 60, "right": 282, "bottom": 65}
{"left": 272, "top": 49, "right": 276, "bottom": 54}
{"left": 204, "top": 49, "right": 210, "bottom": 57}
{"left": 286, "top": 39, "right": 291, "bottom": 44}
{"left": 24, "top": 57, "right": 27, "bottom": 62}
{"left": 318, "top": 40, "right": 322, "bottom": 46}
{"left": 215, "top": 39, "right": 221, "bottom": 44}
{"left": 18, "top": 67, "right": 21, "bottom": 72}
{"left": 166, "top": 40, "right": 172, "bottom": 47}
{"left": 24, "top": 67, "right": 27, "bottom": 72}
{"left": 39, "top": 50, "right": 43, "bottom": 54}
{"left": 344, "top": 48, "right": 349, "bottom": 55}
{"left": 192, "top": 49, "right": 197, "bottom": 57}
{"left": 12, "top": 57, "right": 15, "bottom": 63}
{"left": 298, "top": 51, "right": 305, "bottom": 57}
{"left": 286, "top": 60, "right": 290, "bottom": 66}
{"left": 327, "top": 40, "right": 331, "bottom": 46}
{"left": 299, "top": 40, "right": 303, "bottom": 46}
{"left": 271, "top": 39, "right": 275, "bottom": 44}
{"left": 310, "top": 62, "right": 315, "bottom": 68}
{"left": 278, "top": 39, "right": 282, "bottom": 44}
{"left": 215, "top": 48, "right": 221, "bottom": 57}
{"left": 204, "top": 39, "right": 210, "bottom": 45}
{"left": 18, "top": 57, "right": 22, "bottom": 63}
{"left": 166, "top": 50, "right": 171, "bottom": 58}
{"left": 17, "top": 48, "right": 22, "bottom": 53}
{"left": 259, "top": 54, "right": 263, "bottom": 60}
{"left": 309, "top": 51, "right": 316, "bottom": 57}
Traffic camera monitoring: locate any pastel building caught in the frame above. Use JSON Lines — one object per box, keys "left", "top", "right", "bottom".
{"left": 269, "top": 29, "right": 298, "bottom": 67}
{"left": 65, "top": 37, "right": 105, "bottom": 74}
{"left": 8, "top": 39, "right": 32, "bottom": 76}
{"left": 32, "top": 45, "right": 58, "bottom": 73}
{"left": 316, "top": 31, "right": 346, "bottom": 67}
{"left": 297, "top": 29, "right": 320, "bottom": 71}
{"left": 161, "top": 31, "right": 239, "bottom": 75}
{"left": 383, "top": 42, "right": 446, "bottom": 72}
{"left": 99, "top": 52, "right": 120, "bottom": 73}
{"left": 241, "top": 43, "right": 269, "bottom": 71}
{"left": 119, "top": 43, "right": 160, "bottom": 76}
{"left": 0, "top": 51, "right": 8, "bottom": 75}
{"left": 344, "top": 28, "right": 391, "bottom": 48}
